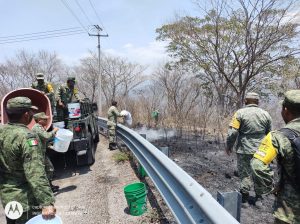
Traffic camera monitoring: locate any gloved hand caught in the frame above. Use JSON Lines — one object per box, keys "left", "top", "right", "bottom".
{"left": 58, "top": 101, "right": 65, "bottom": 108}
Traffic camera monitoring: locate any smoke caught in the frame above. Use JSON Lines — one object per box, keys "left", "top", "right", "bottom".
{"left": 134, "top": 126, "right": 176, "bottom": 141}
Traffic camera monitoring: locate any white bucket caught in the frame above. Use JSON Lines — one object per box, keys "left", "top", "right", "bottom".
{"left": 68, "top": 103, "right": 81, "bottom": 118}
{"left": 53, "top": 121, "right": 65, "bottom": 128}
{"left": 53, "top": 129, "right": 73, "bottom": 153}
{"left": 120, "top": 110, "right": 132, "bottom": 126}
{"left": 26, "top": 214, "right": 62, "bottom": 224}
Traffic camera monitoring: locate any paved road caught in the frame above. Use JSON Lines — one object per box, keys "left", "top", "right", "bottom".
{"left": 0, "top": 135, "right": 150, "bottom": 224}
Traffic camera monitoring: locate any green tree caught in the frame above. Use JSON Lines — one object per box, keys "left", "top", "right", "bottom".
{"left": 156, "top": 0, "right": 300, "bottom": 110}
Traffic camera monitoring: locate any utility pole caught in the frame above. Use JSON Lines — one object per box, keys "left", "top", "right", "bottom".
{"left": 89, "top": 25, "right": 108, "bottom": 115}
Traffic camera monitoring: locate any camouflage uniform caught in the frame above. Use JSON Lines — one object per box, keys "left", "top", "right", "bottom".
{"left": 107, "top": 105, "right": 121, "bottom": 145}
{"left": 0, "top": 97, "right": 54, "bottom": 224}
{"left": 151, "top": 110, "right": 159, "bottom": 127}
{"left": 32, "top": 114, "right": 56, "bottom": 181}
{"left": 31, "top": 73, "right": 55, "bottom": 113}
{"left": 226, "top": 92, "right": 272, "bottom": 196}
{"left": 251, "top": 90, "right": 300, "bottom": 224}
{"left": 55, "top": 77, "right": 81, "bottom": 123}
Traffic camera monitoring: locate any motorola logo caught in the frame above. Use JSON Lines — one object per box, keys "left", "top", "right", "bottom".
{"left": 4, "top": 201, "right": 23, "bottom": 220}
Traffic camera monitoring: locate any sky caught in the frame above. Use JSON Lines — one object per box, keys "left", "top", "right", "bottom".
{"left": 0, "top": 0, "right": 199, "bottom": 70}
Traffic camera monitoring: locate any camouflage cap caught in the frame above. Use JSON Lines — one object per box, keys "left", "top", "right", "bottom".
{"left": 67, "top": 77, "right": 76, "bottom": 82}
{"left": 245, "top": 92, "right": 259, "bottom": 100}
{"left": 282, "top": 90, "right": 300, "bottom": 108}
{"left": 33, "top": 112, "right": 49, "bottom": 120}
{"left": 36, "top": 73, "right": 44, "bottom": 80}
{"left": 7, "top": 97, "right": 38, "bottom": 110}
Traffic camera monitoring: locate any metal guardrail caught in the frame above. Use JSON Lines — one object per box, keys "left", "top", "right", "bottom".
{"left": 98, "top": 117, "right": 239, "bottom": 224}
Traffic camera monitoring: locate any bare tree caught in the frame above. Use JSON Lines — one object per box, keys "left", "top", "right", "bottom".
{"left": 154, "top": 64, "right": 202, "bottom": 132}
{"left": 75, "top": 51, "right": 99, "bottom": 102}
{"left": 0, "top": 49, "right": 65, "bottom": 94}
{"left": 134, "top": 80, "right": 165, "bottom": 127}
{"left": 101, "top": 55, "right": 146, "bottom": 108}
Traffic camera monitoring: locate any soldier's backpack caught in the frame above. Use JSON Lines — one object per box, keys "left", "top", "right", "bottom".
{"left": 279, "top": 128, "right": 300, "bottom": 191}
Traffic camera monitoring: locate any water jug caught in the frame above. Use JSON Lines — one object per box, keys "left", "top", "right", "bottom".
{"left": 53, "top": 129, "right": 73, "bottom": 153}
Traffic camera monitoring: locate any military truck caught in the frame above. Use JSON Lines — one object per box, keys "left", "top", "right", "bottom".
{"left": 1, "top": 88, "right": 99, "bottom": 166}
{"left": 60, "top": 99, "right": 99, "bottom": 166}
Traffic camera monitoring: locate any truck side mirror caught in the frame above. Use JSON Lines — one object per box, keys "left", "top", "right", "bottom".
{"left": 92, "top": 103, "right": 98, "bottom": 111}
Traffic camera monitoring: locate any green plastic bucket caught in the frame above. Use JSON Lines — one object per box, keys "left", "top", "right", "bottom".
{"left": 124, "top": 182, "right": 147, "bottom": 216}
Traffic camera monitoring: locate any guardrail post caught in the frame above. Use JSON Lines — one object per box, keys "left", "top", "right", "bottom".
{"left": 159, "top": 146, "right": 169, "bottom": 157}
{"left": 217, "top": 190, "right": 241, "bottom": 222}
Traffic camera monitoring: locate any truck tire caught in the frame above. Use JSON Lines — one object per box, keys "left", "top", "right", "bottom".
{"left": 94, "top": 134, "right": 100, "bottom": 144}
{"left": 87, "top": 133, "right": 96, "bottom": 165}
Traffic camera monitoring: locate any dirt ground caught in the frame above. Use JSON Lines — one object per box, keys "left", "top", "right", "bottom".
{"left": 0, "top": 130, "right": 276, "bottom": 224}
{"left": 151, "top": 133, "right": 276, "bottom": 224}
{"left": 0, "top": 135, "right": 161, "bottom": 224}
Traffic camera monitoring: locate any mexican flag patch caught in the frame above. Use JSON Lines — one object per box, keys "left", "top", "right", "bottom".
{"left": 27, "top": 139, "right": 38, "bottom": 146}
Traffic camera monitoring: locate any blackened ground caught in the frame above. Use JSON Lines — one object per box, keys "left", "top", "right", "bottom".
{"left": 152, "top": 134, "right": 275, "bottom": 224}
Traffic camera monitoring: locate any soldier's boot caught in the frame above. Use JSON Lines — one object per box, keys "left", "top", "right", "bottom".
{"left": 240, "top": 191, "right": 249, "bottom": 203}
{"left": 109, "top": 143, "right": 116, "bottom": 150}
{"left": 240, "top": 191, "right": 250, "bottom": 208}
{"left": 50, "top": 182, "right": 60, "bottom": 193}
{"left": 253, "top": 195, "right": 263, "bottom": 209}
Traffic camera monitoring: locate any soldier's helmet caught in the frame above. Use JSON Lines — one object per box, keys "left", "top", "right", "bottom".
{"left": 282, "top": 90, "right": 300, "bottom": 109}
{"left": 6, "top": 97, "right": 38, "bottom": 110}
{"left": 245, "top": 92, "right": 259, "bottom": 100}
{"left": 36, "top": 73, "right": 44, "bottom": 80}
{"left": 67, "top": 77, "right": 76, "bottom": 82}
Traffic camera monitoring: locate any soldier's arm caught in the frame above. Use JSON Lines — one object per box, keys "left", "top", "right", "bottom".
{"left": 251, "top": 132, "right": 277, "bottom": 195}
{"left": 113, "top": 107, "right": 122, "bottom": 117}
{"left": 21, "top": 133, "right": 55, "bottom": 206}
{"left": 34, "top": 125, "right": 55, "bottom": 141}
{"left": 226, "top": 112, "right": 240, "bottom": 151}
{"left": 55, "top": 85, "right": 65, "bottom": 106}
{"left": 73, "top": 88, "right": 81, "bottom": 101}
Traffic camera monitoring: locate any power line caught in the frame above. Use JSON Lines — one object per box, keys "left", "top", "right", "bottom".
{"left": 60, "top": 0, "right": 89, "bottom": 33}
{"left": 88, "top": 0, "right": 107, "bottom": 34}
{"left": 0, "top": 28, "right": 84, "bottom": 41}
{"left": 0, "top": 27, "right": 83, "bottom": 39}
{"left": 0, "top": 31, "right": 85, "bottom": 44}
{"left": 75, "top": 0, "right": 93, "bottom": 25}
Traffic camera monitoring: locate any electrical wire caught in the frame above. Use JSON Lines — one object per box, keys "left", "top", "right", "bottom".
{"left": 88, "top": 0, "right": 108, "bottom": 34}
{"left": 0, "top": 28, "right": 84, "bottom": 41}
{"left": 0, "top": 27, "right": 83, "bottom": 39}
{"left": 75, "top": 0, "right": 93, "bottom": 25}
{"left": 0, "top": 31, "right": 86, "bottom": 44}
{"left": 60, "top": 0, "right": 89, "bottom": 33}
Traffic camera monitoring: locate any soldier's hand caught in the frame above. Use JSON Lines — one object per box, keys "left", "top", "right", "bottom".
{"left": 225, "top": 147, "right": 232, "bottom": 156}
{"left": 42, "top": 205, "right": 56, "bottom": 220}
{"left": 53, "top": 127, "right": 59, "bottom": 133}
{"left": 58, "top": 101, "right": 65, "bottom": 108}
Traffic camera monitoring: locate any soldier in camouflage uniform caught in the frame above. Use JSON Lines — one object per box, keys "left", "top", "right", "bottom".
{"left": 226, "top": 92, "right": 272, "bottom": 204}
{"left": 0, "top": 97, "right": 56, "bottom": 224}
{"left": 107, "top": 101, "right": 123, "bottom": 150}
{"left": 31, "top": 73, "right": 55, "bottom": 113}
{"left": 251, "top": 90, "right": 300, "bottom": 224}
{"left": 32, "top": 112, "right": 59, "bottom": 192}
{"left": 55, "top": 77, "right": 81, "bottom": 126}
